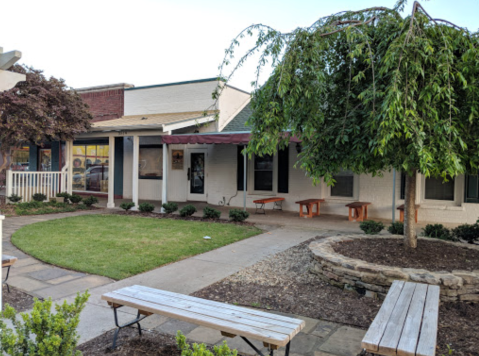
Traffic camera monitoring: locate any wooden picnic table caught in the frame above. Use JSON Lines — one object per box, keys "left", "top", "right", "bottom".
{"left": 2, "top": 255, "right": 18, "bottom": 293}
{"left": 361, "top": 280, "right": 440, "bottom": 356}
{"left": 253, "top": 197, "right": 285, "bottom": 214}
{"left": 397, "top": 204, "right": 420, "bottom": 223}
{"left": 102, "top": 285, "right": 305, "bottom": 355}
{"left": 295, "top": 199, "right": 325, "bottom": 218}
{"left": 345, "top": 202, "right": 371, "bottom": 222}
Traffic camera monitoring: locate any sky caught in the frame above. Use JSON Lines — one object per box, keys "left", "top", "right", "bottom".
{"left": 2, "top": 0, "right": 478, "bottom": 92}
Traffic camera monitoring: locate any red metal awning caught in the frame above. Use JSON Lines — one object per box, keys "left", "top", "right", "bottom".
{"left": 161, "top": 132, "right": 301, "bottom": 145}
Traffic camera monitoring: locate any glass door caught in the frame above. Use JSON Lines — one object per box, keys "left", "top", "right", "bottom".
{"left": 187, "top": 150, "right": 207, "bottom": 201}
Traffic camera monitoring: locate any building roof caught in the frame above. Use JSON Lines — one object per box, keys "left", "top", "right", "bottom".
{"left": 90, "top": 111, "right": 216, "bottom": 131}
{"left": 222, "top": 102, "right": 253, "bottom": 132}
{"left": 75, "top": 83, "right": 134, "bottom": 93}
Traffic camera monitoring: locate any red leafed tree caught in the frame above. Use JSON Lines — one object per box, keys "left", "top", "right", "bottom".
{"left": 0, "top": 65, "right": 92, "bottom": 180}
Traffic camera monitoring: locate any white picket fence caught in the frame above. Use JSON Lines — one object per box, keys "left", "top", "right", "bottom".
{"left": 6, "top": 171, "right": 66, "bottom": 202}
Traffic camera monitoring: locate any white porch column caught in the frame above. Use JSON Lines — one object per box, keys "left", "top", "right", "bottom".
{"left": 161, "top": 142, "right": 168, "bottom": 212}
{"left": 107, "top": 136, "right": 115, "bottom": 208}
{"left": 67, "top": 140, "right": 73, "bottom": 194}
{"left": 132, "top": 135, "right": 140, "bottom": 210}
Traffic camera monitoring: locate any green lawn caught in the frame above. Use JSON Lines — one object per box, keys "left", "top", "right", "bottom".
{"left": 12, "top": 215, "right": 261, "bottom": 280}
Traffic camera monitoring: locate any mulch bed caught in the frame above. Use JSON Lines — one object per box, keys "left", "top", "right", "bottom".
{"left": 333, "top": 238, "right": 479, "bottom": 272}
{"left": 2, "top": 285, "right": 36, "bottom": 312}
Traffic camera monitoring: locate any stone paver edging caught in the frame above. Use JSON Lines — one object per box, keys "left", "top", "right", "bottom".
{"left": 309, "top": 235, "right": 479, "bottom": 302}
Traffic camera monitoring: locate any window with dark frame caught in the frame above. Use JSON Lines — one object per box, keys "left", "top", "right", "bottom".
{"left": 139, "top": 145, "right": 163, "bottom": 180}
{"left": 465, "top": 175, "right": 479, "bottom": 203}
{"left": 425, "top": 176, "right": 454, "bottom": 201}
{"left": 331, "top": 171, "right": 354, "bottom": 198}
{"left": 254, "top": 154, "right": 273, "bottom": 191}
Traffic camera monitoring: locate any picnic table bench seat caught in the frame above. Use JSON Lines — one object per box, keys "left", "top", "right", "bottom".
{"left": 295, "top": 199, "right": 325, "bottom": 218}
{"left": 361, "top": 280, "right": 440, "bottom": 356}
{"left": 102, "top": 285, "right": 305, "bottom": 355}
{"left": 397, "top": 204, "right": 420, "bottom": 223}
{"left": 345, "top": 202, "right": 371, "bottom": 222}
{"left": 253, "top": 197, "right": 285, "bottom": 214}
{"left": 2, "top": 255, "right": 18, "bottom": 293}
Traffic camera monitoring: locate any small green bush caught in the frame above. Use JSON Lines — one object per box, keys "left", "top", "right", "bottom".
{"left": 57, "top": 192, "right": 71, "bottom": 203}
{"left": 162, "top": 202, "right": 178, "bottom": 214}
{"left": 75, "top": 204, "right": 90, "bottom": 210}
{"left": 32, "top": 193, "right": 47, "bottom": 202}
{"left": 69, "top": 194, "right": 83, "bottom": 204}
{"left": 423, "top": 224, "right": 456, "bottom": 241}
{"left": 176, "top": 330, "right": 238, "bottom": 356}
{"left": 229, "top": 209, "right": 249, "bottom": 222}
{"left": 388, "top": 222, "right": 404, "bottom": 235}
{"left": 203, "top": 206, "right": 221, "bottom": 219}
{"left": 360, "top": 220, "right": 385, "bottom": 235}
{"left": 120, "top": 202, "right": 135, "bottom": 211}
{"left": 138, "top": 202, "right": 155, "bottom": 213}
{"left": 82, "top": 196, "right": 98, "bottom": 207}
{"left": 452, "top": 223, "right": 479, "bottom": 244}
{"left": 180, "top": 204, "right": 197, "bottom": 217}
{"left": 7, "top": 194, "right": 22, "bottom": 203}
{"left": 0, "top": 291, "right": 89, "bottom": 356}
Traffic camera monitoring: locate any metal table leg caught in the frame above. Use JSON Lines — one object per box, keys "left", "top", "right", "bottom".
{"left": 240, "top": 336, "right": 290, "bottom": 356}
{"left": 2, "top": 266, "right": 11, "bottom": 293}
{"left": 110, "top": 306, "right": 147, "bottom": 349}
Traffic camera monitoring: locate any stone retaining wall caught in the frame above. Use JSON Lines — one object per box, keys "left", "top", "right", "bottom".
{"left": 309, "top": 235, "right": 479, "bottom": 302}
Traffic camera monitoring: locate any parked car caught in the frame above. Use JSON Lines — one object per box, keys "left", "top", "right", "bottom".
{"left": 85, "top": 165, "right": 108, "bottom": 192}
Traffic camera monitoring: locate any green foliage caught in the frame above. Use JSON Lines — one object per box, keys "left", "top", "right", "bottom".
{"left": 120, "top": 202, "right": 135, "bottom": 211}
{"left": 388, "top": 222, "right": 404, "bottom": 235}
{"left": 423, "top": 224, "right": 456, "bottom": 241}
{"left": 138, "top": 202, "right": 155, "bottom": 213}
{"left": 14, "top": 201, "right": 77, "bottom": 216}
{"left": 203, "top": 206, "right": 221, "bottom": 219}
{"left": 162, "top": 202, "right": 178, "bottom": 214}
{"left": 229, "top": 209, "right": 249, "bottom": 222}
{"left": 57, "top": 192, "right": 71, "bottom": 203}
{"left": 180, "top": 204, "right": 197, "bottom": 217}
{"left": 0, "top": 291, "right": 90, "bottom": 356}
{"left": 32, "top": 193, "right": 47, "bottom": 202}
{"left": 452, "top": 223, "right": 479, "bottom": 244}
{"left": 7, "top": 194, "right": 22, "bottom": 203}
{"left": 82, "top": 196, "right": 98, "bottom": 207}
{"left": 176, "top": 331, "right": 238, "bottom": 356}
{"left": 360, "top": 220, "right": 385, "bottom": 235}
{"left": 69, "top": 194, "right": 83, "bottom": 204}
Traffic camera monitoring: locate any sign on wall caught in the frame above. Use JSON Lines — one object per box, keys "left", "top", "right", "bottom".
{"left": 171, "top": 150, "right": 184, "bottom": 170}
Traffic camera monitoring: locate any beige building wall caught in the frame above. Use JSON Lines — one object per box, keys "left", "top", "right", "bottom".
{"left": 217, "top": 85, "right": 250, "bottom": 131}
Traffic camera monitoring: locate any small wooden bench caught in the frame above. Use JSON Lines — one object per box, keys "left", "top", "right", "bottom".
{"left": 2, "top": 255, "right": 18, "bottom": 293}
{"left": 253, "top": 197, "right": 285, "bottom": 214}
{"left": 345, "top": 202, "right": 371, "bottom": 222}
{"left": 102, "top": 285, "right": 304, "bottom": 355}
{"left": 361, "top": 280, "right": 440, "bottom": 356}
{"left": 295, "top": 199, "right": 325, "bottom": 218}
{"left": 397, "top": 204, "right": 420, "bottom": 223}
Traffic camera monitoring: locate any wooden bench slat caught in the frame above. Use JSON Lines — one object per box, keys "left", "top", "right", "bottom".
{"left": 112, "top": 287, "right": 299, "bottom": 336}
{"left": 378, "top": 282, "right": 417, "bottom": 356}
{"left": 102, "top": 291, "right": 292, "bottom": 346}
{"left": 131, "top": 285, "right": 303, "bottom": 330}
{"left": 396, "top": 283, "right": 428, "bottom": 356}
{"left": 2, "top": 255, "right": 18, "bottom": 267}
{"left": 416, "top": 286, "right": 440, "bottom": 356}
{"left": 362, "top": 281, "right": 405, "bottom": 351}
{"left": 253, "top": 197, "right": 285, "bottom": 204}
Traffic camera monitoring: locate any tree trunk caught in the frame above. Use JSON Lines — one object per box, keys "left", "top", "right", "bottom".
{"left": 404, "top": 172, "right": 417, "bottom": 248}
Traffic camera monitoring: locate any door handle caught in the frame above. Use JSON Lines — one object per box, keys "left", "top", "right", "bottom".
{"left": 187, "top": 168, "right": 190, "bottom": 181}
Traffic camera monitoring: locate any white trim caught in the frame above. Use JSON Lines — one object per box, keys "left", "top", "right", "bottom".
{"left": 219, "top": 98, "right": 251, "bottom": 132}
{"left": 248, "top": 153, "right": 277, "bottom": 196}
{"left": 107, "top": 136, "right": 115, "bottom": 208}
{"left": 132, "top": 135, "right": 140, "bottom": 210}
{"left": 162, "top": 115, "right": 215, "bottom": 132}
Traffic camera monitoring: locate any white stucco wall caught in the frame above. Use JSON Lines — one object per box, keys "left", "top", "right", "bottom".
{"left": 217, "top": 86, "right": 250, "bottom": 131}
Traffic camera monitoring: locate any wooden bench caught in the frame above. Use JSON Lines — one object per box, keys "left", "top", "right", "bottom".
{"left": 253, "top": 197, "right": 285, "bottom": 214}
{"left": 102, "top": 285, "right": 305, "bottom": 355}
{"left": 295, "top": 199, "right": 325, "bottom": 218}
{"left": 2, "top": 255, "right": 18, "bottom": 293}
{"left": 345, "top": 202, "right": 371, "bottom": 222}
{"left": 361, "top": 280, "right": 440, "bottom": 356}
{"left": 397, "top": 204, "right": 420, "bottom": 223}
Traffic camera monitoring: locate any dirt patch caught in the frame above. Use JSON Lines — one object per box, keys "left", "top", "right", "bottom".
{"left": 2, "top": 285, "right": 36, "bottom": 312}
{"left": 333, "top": 238, "right": 479, "bottom": 272}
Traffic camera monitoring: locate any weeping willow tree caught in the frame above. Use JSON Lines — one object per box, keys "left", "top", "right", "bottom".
{"left": 212, "top": 0, "right": 479, "bottom": 248}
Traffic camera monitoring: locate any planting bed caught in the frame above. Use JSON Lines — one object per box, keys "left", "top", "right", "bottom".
{"left": 1, "top": 285, "right": 36, "bottom": 312}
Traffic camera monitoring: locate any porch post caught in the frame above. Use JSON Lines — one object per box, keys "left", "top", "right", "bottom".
{"left": 161, "top": 142, "right": 168, "bottom": 212}
{"left": 107, "top": 135, "right": 115, "bottom": 208}
{"left": 67, "top": 140, "right": 73, "bottom": 195}
{"left": 0, "top": 214, "right": 4, "bottom": 311}
{"left": 392, "top": 169, "right": 396, "bottom": 223}
{"left": 243, "top": 148, "right": 247, "bottom": 211}
{"left": 132, "top": 135, "right": 140, "bottom": 210}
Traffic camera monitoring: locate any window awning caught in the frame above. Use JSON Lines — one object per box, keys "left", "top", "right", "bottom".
{"left": 161, "top": 132, "right": 301, "bottom": 145}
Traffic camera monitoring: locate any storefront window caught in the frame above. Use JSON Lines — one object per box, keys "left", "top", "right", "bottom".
{"left": 39, "top": 149, "right": 52, "bottom": 171}
{"left": 73, "top": 144, "right": 109, "bottom": 192}
{"left": 11, "top": 146, "right": 30, "bottom": 171}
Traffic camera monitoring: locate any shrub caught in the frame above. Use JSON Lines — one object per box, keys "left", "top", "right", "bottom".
{"left": 57, "top": 192, "right": 71, "bottom": 203}
{"left": 82, "top": 196, "right": 98, "bottom": 207}
{"left": 388, "top": 222, "right": 404, "bottom": 235}
{"left": 452, "top": 223, "right": 479, "bottom": 244}
{"left": 7, "top": 194, "right": 22, "bottom": 203}
{"left": 180, "top": 204, "right": 197, "bottom": 217}
{"left": 176, "top": 331, "right": 238, "bottom": 356}
{"left": 359, "top": 220, "right": 385, "bottom": 235}
{"left": 0, "top": 291, "right": 90, "bottom": 356}
{"left": 423, "top": 224, "right": 456, "bottom": 241}
{"left": 138, "top": 202, "right": 155, "bottom": 213}
{"left": 229, "top": 209, "right": 249, "bottom": 222}
{"left": 120, "top": 202, "right": 135, "bottom": 212}
{"left": 203, "top": 206, "right": 221, "bottom": 219}
{"left": 32, "top": 193, "right": 47, "bottom": 202}
{"left": 75, "top": 203, "right": 90, "bottom": 210}
{"left": 69, "top": 194, "right": 83, "bottom": 204}
{"left": 162, "top": 202, "right": 178, "bottom": 214}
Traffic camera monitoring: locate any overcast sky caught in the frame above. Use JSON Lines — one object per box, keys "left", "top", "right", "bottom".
{"left": 2, "top": 0, "right": 478, "bottom": 92}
